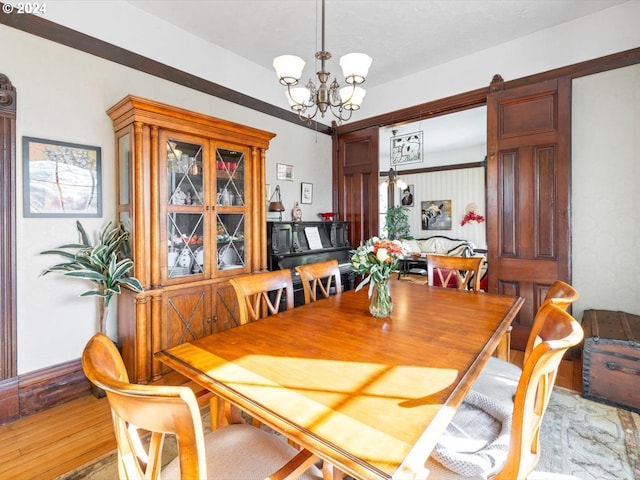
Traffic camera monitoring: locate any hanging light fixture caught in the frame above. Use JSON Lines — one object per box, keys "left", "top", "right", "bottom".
{"left": 273, "top": 0, "right": 372, "bottom": 124}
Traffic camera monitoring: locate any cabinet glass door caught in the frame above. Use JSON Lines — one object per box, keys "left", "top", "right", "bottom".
{"left": 216, "top": 147, "right": 246, "bottom": 272}
{"left": 166, "top": 138, "right": 205, "bottom": 278}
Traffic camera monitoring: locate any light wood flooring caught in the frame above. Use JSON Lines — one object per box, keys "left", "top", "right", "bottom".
{"left": 0, "top": 354, "right": 583, "bottom": 480}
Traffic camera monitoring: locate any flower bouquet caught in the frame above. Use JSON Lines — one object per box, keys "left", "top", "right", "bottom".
{"left": 350, "top": 237, "right": 405, "bottom": 317}
{"left": 460, "top": 203, "right": 485, "bottom": 226}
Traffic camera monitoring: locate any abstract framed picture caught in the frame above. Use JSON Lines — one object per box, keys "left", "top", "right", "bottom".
{"left": 390, "top": 131, "right": 423, "bottom": 166}
{"left": 23, "top": 137, "right": 102, "bottom": 217}
{"left": 421, "top": 199, "right": 452, "bottom": 230}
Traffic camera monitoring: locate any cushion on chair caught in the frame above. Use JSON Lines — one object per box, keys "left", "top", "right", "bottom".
{"left": 162, "top": 423, "right": 323, "bottom": 480}
{"left": 471, "top": 357, "right": 521, "bottom": 407}
{"left": 430, "top": 390, "right": 512, "bottom": 478}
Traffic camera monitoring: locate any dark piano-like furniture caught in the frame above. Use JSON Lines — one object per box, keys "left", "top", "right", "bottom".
{"left": 267, "top": 221, "right": 354, "bottom": 306}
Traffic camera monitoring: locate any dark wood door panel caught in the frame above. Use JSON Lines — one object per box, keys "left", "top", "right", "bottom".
{"left": 335, "top": 127, "right": 378, "bottom": 248}
{"left": 497, "top": 86, "right": 558, "bottom": 139}
{"left": 488, "top": 76, "right": 571, "bottom": 350}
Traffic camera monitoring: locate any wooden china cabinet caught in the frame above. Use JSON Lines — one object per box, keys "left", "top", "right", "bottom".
{"left": 107, "top": 95, "right": 275, "bottom": 383}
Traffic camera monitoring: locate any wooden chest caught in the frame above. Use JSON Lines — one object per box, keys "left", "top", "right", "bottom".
{"left": 582, "top": 309, "right": 640, "bottom": 413}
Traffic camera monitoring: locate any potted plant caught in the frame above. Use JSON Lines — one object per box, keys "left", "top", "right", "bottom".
{"left": 40, "top": 220, "right": 143, "bottom": 335}
{"left": 385, "top": 205, "right": 413, "bottom": 240}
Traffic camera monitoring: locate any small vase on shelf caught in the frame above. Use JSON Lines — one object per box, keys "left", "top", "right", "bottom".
{"left": 369, "top": 279, "right": 393, "bottom": 318}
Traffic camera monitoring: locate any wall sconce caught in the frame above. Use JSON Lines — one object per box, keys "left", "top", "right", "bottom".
{"left": 268, "top": 185, "right": 285, "bottom": 221}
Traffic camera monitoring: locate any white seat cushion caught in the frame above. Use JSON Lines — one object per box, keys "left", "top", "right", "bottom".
{"left": 471, "top": 356, "right": 522, "bottom": 407}
{"left": 162, "top": 423, "right": 322, "bottom": 480}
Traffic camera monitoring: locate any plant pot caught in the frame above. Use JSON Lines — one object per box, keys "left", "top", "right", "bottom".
{"left": 91, "top": 384, "right": 106, "bottom": 399}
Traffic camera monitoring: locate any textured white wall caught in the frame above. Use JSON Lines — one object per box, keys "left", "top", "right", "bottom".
{"left": 571, "top": 64, "right": 640, "bottom": 321}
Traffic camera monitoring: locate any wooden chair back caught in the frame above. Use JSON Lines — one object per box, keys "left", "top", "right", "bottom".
{"left": 544, "top": 280, "right": 579, "bottom": 310}
{"left": 230, "top": 270, "right": 294, "bottom": 324}
{"left": 524, "top": 280, "right": 580, "bottom": 363}
{"left": 82, "top": 333, "right": 207, "bottom": 479}
{"left": 426, "top": 254, "right": 483, "bottom": 291}
{"left": 295, "top": 260, "right": 343, "bottom": 304}
{"left": 494, "top": 303, "right": 584, "bottom": 480}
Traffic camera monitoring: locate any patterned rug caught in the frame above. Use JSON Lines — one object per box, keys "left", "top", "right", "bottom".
{"left": 57, "top": 387, "right": 640, "bottom": 479}
{"left": 537, "top": 388, "right": 640, "bottom": 480}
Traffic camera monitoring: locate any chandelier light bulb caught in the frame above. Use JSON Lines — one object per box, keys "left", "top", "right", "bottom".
{"left": 273, "top": 55, "right": 305, "bottom": 85}
{"left": 286, "top": 87, "right": 312, "bottom": 110}
{"left": 339, "top": 53, "right": 372, "bottom": 84}
{"left": 340, "top": 86, "right": 366, "bottom": 110}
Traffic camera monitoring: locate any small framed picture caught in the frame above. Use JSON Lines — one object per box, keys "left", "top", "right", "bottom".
{"left": 276, "top": 163, "right": 294, "bottom": 181}
{"left": 301, "top": 182, "right": 313, "bottom": 204}
{"left": 401, "top": 184, "right": 414, "bottom": 206}
{"left": 23, "top": 136, "right": 102, "bottom": 217}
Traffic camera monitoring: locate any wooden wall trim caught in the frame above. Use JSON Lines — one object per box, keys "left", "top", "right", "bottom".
{"left": 0, "top": 359, "right": 90, "bottom": 425}
{"left": 380, "top": 160, "right": 485, "bottom": 176}
{"left": 17, "top": 359, "right": 90, "bottom": 418}
{"left": 0, "top": 2, "right": 331, "bottom": 135}
{"left": 0, "top": 73, "right": 17, "bottom": 425}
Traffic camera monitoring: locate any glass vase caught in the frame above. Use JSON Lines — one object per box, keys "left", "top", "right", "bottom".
{"left": 369, "top": 279, "right": 393, "bottom": 318}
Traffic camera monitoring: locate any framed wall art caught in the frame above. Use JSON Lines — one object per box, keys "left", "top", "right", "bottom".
{"left": 23, "top": 136, "right": 102, "bottom": 217}
{"left": 301, "top": 182, "right": 313, "bottom": 204}
{"left": 401, "top": 184, "right": 414, "bottom": 206}
{"left": 276, "top": 163, "right": 294, "bottom": 181}
{"left": 390, "top": 130, "right": 423, "bottom": 166}
{"left": 421, "top": 199, "right": 452, "bottom": 230}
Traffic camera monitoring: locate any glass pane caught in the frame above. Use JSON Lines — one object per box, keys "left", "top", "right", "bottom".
{"left": 216, "top": 148, "right": 244, "bottom": 206}
{"left": 217, "top": 214, "right": 245, "bottom": 271}
{"left": 119, "top": 211, "right": 132, "bottom": 259}
{"left": 168, "top": 212, "right": 205, "bottom": 277}
{"left": 167, "top": 139, "right": 204, "bottom": 206}
{"left": 118, "top": 134, "right": 130, "bottom": 205}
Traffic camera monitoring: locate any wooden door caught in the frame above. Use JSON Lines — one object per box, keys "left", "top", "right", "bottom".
{"left": 486, "top": 76, "right": 571, "bottom": 350}
{"left": 335, "top": 127, "right": 379, "bottom": 248}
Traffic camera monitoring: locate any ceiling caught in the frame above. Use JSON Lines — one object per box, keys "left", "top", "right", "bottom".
{"left": 124, "top": 0, "right": 626, "bottom": 89}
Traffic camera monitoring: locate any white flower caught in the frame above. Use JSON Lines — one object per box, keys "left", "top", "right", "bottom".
{"left": 376, "top": 248, "right": 388, "bottom": 263}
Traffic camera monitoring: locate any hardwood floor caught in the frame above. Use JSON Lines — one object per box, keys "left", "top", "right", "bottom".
{"left": 0, "top": 354, "right": 583, "bottom": 480}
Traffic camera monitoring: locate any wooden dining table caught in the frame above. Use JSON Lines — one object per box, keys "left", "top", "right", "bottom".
{"left": 157, "top": 279, "right": 524, "bottom": 480}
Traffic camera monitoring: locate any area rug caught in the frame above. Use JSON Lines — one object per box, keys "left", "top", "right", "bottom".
{"left": 57, "top": 387, "right": 640, "bottom": 479}
{"left": 536, "top": 387, "right": 639, "bottom": 480}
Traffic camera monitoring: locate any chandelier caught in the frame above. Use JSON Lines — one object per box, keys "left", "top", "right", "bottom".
{"left": 273, "top": 0, "right": 372, "bottom": 124}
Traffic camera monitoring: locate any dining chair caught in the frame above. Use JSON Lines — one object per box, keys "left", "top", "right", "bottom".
{"left": 230, "top": 269, "right": 294, "bottom": 324}
{"left": 228, "top": 269, "right": 295, "bottom": 426}
{"left": 427, "top": 303, "right": 584, "bottom": 479}
{"left": 426, "top": 254, "right": 483, "bottom": 291}
{"left": 295, "top": 260, "right": 343, "bottom": 304}
{"left": 81, "top": 333, "right": 322, "bottom": 480}
{"left": 473, "top": 280, "right": 579, "bottom": 405}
